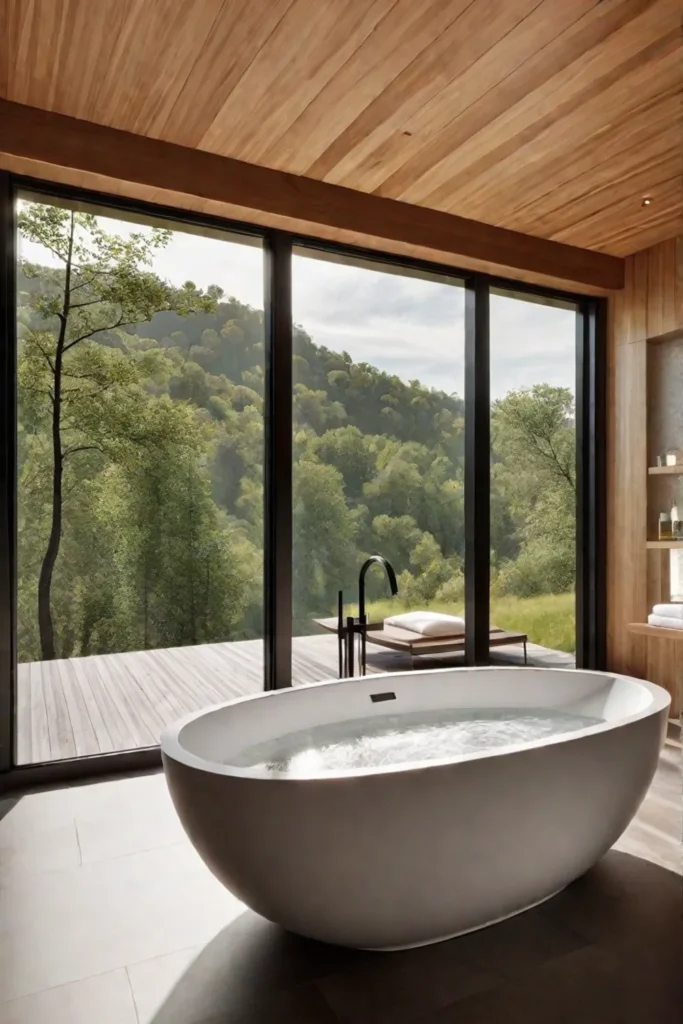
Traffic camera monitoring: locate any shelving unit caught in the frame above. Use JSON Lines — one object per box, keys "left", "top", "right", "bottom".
{"left": 628, "top": 622, "right": 683, "bottom": 642}
{"left": 648, "top": 465, "right": 683, "bottom": 475}
{"left": 640, "top": 330, "right": 683, "bottom": 715}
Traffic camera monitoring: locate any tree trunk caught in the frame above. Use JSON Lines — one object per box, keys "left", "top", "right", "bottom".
{"left": 37, "top": 354, "right": 63, "bottom": 661}
{"left": 37, "top": 213, "right": 74, "bottom": 661}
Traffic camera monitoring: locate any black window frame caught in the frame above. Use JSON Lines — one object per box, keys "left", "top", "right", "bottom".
{"left": 0, "top": 172, "right": 606, "bottom": 787}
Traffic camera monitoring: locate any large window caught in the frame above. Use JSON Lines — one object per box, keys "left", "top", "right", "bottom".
{"left": 0, "top": 177, "right": 604, "bottom": 777}
{"left": 16, "top": 195, "right": 264, "bottom": 763}
{"left": 291, "top": 248, "right": 465, "bottom": 683}
{"left": 489, "top": 289, "right": 578, "bottom": 665}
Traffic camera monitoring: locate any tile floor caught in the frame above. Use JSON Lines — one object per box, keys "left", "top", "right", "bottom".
{"left": 0, "top": 738, "right": 680, "bottom": 1024}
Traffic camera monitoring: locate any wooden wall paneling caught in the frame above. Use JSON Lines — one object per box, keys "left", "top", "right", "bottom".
{"left": 673, "top": 237, "right": 683, "bottom": 331}
{"left": 0, "top": 150, "right": 614, "bottom": 297}
{"left": 553, "top": 169, "right": 682, "bottom": 250}
{"left": 203, "top": 0, "right": 469, "bottom": 167}
{"left": 0, "top": 100, "right": 624, "bottom": 291}
{"left": 609, "top": 236, "right": 683, "bottom": 713}
{"left": 388, "top": 3, "right": 678, "bottom": 208}
{"left": 0, "top": 0, "right": 680, "bottom": 257}
{"left": 646, "top": 637, "right": 683, "bottom": 713}
{"left": 632, "top": 249, "right": 650, "bottom": 342}
{"left": 367, "top": 0, "right": 658, "bottom": 201}
{"left": 644, "top": 236, "right": 683, "bottom": 339}
{"left": 607, "top": 325, "right": 648, "bottom": 677}
{"left": 481, "top": 88, "right": 679, "bottom": 234}
{"left": 305, "top": 0, "right": 574, "bottom": 188}
{"left": 660, "top": 237, "right": 677, "bottom": 331}
{"left": 647, "top": 550, "right": 670, "bottom": 613}
{"left": 197, "top": 0, "right": 401, "bottom": 161}
{"left": 647, "top": 237, "right": 665, "bottom": 338}
{"left": 508, "top": 141, "right": 680, "bottom": 246}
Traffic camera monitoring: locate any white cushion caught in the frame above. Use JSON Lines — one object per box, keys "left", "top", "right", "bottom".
{"left": 384, "top": 611, "right": 465, "bottom": 637}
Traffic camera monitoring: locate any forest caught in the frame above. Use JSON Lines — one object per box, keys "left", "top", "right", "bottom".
{"left": 17, "top": 204, "right": 576, "bottom": 665}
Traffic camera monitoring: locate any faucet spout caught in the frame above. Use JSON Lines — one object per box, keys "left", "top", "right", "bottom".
{"left": 355, "top": 555, "right": 398, "bottom": 677}
{"left": 358, "top": 555, "right": 398, "bottom": 626}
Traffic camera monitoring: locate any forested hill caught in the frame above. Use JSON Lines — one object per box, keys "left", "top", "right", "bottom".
{"left": 18, "top": 258, "right": 573, "bottom": 663}
{"left": 133, "top": 299, "right": 465, "bottom": 449}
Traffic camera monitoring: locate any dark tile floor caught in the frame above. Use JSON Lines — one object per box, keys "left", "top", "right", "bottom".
{"left": 142, "top": 850, "right": 681, "bottom": 1024}
{"left": 0, "top": 727, "right": 680, "bottom": 1023}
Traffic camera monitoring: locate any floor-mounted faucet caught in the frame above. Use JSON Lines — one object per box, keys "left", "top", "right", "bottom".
{"left": 336, "top": 556, "right": 398, "bottom": 678}
{"left": 357, "top": 556, "right": 398, "bottom": 676}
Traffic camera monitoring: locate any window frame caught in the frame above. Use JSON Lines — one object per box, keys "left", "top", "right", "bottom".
{"left": 0, "top": 172, "right": 606, "bottom": 786}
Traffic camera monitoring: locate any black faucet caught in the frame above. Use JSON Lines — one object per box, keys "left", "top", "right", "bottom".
{"left": 357, "top": 556, "right": 398, "bottom": 675}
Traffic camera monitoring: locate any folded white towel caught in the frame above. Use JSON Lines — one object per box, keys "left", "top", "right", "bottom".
{"left": 384, "top": 611, "right": 465, "bottom": 637}
{"left": 652, "top": 603, "right": 683, "bottom": 619}
{"left": 648, "top": 613, "right": 683, "bottom": 630}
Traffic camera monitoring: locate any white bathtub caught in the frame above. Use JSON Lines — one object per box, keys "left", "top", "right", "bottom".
{"left": 161, "top": 668, "right": 669, "bottom": 950}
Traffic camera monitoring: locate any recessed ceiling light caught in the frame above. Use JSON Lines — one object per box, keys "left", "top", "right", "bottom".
{"left": 642, "top": 196, "right": 652, "bottom": 206}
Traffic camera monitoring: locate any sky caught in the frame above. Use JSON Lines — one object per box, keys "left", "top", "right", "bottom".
{"left": 19, "top": 205, "right": 576, "bottom": 401}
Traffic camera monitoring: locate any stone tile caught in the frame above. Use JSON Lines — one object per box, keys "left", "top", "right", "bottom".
{"left": 497, "top": 942, "right": 680, "bottom": 1024}
{"left": 0, "top": 969, "right": 138, "bottom": 1024}
{"left": 127, "top": 947, "right": 200, "bottom": 1023}
{"left": 0, "top": 841, "right": 244, "bottom": 1002}
{"left": 540, "top": 850, "right": 681, "bottom": 951}
{"left": 451, "top": 902, "right": 585, "bottom": 979}
{"left": 317, "top": 937, "right": 498, "bottom": 1024}
{"left": 127, "top": 917, "right": 343, "bottom": 1024}
{"left": 0, "top": 821, "right": 81, "bottom": 882}
{"left": 74, "top": 772, "right": 186, "bottom": 863}
{"left": 413, "top": 987, "right": 516, "bottom": 1024}
{"left": 0, "top": 791, "right": 75, "bottom": 839}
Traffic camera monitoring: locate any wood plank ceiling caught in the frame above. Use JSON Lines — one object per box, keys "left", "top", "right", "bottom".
{"left": 1, "top": 0, "right": 681, "bottom": 257}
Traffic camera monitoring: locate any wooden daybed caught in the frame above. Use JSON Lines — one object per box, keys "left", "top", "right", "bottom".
{"left": 315, "top": 618, "right": 528, "bottom": 669}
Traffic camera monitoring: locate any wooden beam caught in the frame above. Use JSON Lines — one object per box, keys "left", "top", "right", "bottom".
{"left": 0, "top": 99, "right": 623, "bottom": 291}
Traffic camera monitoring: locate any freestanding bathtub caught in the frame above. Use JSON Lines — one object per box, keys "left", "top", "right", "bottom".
{"left": 161, "top": 667, "right": 669, "bottom": 950}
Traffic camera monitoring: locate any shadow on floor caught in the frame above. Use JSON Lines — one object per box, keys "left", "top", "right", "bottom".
{"left": 149, "top": 851, "right": 681, "bottom": 1024}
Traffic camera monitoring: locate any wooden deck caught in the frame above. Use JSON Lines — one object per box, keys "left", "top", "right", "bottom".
{"left": 15, "top": 633, "right": 571, "bottom": 765}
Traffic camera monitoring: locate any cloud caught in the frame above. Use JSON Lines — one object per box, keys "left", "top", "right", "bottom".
{"left": 20, "top": 205, "right": 577, "bottom": 400}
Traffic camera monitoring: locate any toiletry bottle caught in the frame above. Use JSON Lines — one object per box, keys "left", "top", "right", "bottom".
{"left": 659, "top": 512, "right": 672, "bottom": 540}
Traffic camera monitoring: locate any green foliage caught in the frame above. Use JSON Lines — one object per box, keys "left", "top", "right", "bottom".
{"left": 490, "top": 385, "right": 575, "bottom": 603}
{"left": 356, "top": 592, "right": 575, "bottom": 654}
{"left": 17, "top": 201, "right": 578, "bottom": 662}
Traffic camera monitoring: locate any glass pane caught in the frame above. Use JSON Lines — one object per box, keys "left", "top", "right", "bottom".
{"left": 489, "top": 289, "right": 577, "bottom": 668}
{"left": 16, "top": 195, "right": 264, "bottom": 763}
{"left": 292, "top": 247, "right": 465, "bottom": 683}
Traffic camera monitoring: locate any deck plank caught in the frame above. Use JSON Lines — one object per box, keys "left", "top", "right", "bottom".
{"left": 27, "top": 662, "right": 53, "bottom": 764}
{"left": 89, "top": 655, "right": 156, "bottom": 751}
{"left": 14, "top": 664, "right": 31, "bottom": 766}
{"left": 54, "top": 657, "right": 100, "bottom": 758}
{"left": 41, "top": 659, "right": 77, "bottom": 761}
{"left": 69, "top": 656, "right": 116, "bottom": 754}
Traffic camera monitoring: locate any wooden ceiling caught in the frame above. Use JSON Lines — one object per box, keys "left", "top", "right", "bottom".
{"left": 1, "top": 0, "right": 681, "bottom": 258}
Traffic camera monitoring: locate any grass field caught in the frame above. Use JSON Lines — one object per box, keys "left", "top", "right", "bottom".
{"left": 353, "top": 591, "right": 575, "bottom": 654}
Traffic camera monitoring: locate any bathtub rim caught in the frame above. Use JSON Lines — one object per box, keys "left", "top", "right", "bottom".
{"left": 160, "top": 666, "right": 670, "bottom": 782}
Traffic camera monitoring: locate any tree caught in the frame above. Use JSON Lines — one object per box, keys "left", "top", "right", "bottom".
{"left": 492, "top": 385, "right": 575, "bottom": 492}
{"left": 491, "top": 385, "right": 576, "bottom": 598}
{"left": 19, "top": 204, "right": 216, "bottom": 659}
{"left": 292, "top": 458, "right": 359, "bottom": 627}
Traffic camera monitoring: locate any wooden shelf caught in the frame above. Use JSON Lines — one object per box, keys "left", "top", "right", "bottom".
{"left": 628, "top": 622, "right": 683, "bottom": 641}
{"left": 648, "top": 465, "right": 683, "bottom": 475}
{"left": 647, "top": 540, "right": 683, "bottom": 549}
